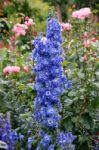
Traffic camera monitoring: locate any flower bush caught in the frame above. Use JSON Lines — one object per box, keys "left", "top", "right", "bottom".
{"left": 61, "top": 8, "right": 99, "bottom": 150}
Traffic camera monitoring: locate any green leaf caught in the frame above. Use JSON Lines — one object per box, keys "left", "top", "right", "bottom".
{"left": 95, "top": 72, "right": 99, "bottom": 76}
{"left": 81, "top": 113, "right": 93, "bottom": 130}
{"left": 77, "top": 72, "right": 85, "bottom": 79}
{"left": 92, "top": 82, "right": 99, "bottom": 89}
{"left": 62, "top": 60, "right": 69, "bottom": 67}
{"left": 64, "top": 98, "right": 74, "bottom": 106}
{"left": 62, "top": 117, "right": 73, "bottom": 131}
{"left": 68, "top": 91, "right": 76, "bottom": 97}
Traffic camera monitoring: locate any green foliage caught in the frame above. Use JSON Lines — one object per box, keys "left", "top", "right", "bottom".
{"left": 74, "top": 0, "right": 99, "bottom": 8}
{"left": 0, "top": 46, "right": 39, "bottom": 149}
{"left": 61, "top": 19, "right": 99, "bottom": 149}
{"left": 2, "top": 0, "right": 52, "bottom": 31}
{"left": 27, "top": 0, "right": 53, "bottom": 31}
{"left": 43, "top": 0, "right": 68, "bottom": 5}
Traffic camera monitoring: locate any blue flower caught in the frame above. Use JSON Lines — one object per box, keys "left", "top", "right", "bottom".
{"left": 19, "top": 133, "right": 24, "bottom": 140}
{"left": 65, "top": 80, "right": 72, "bottom": 89}
{"left": 39, "top": 130, "right": 46, "bottom": 137}
{"left": 42, "top": 117, "right": 59, "bottom": 129}
{"left": 57, "top": 132, "right": 76, "bottom": 150}
{"left": 27, "top": 130, "right": 32, "bottom": 136}
{"left": 28, "top": 137, "right": 34, "bottom": 150}
{"left": 9, "top": 130, "right": 18, "bottom": 141}
{"left": 57, "top": 132, "right": 67, "bottom": 149}
{"left": 65, "top": 132, "right": 76, "bottom": 144}
{"left": 37, "top": 146, "right": 41, "bottom": 150}
{"left": 32, "top": 17, "right": 74, "bottom": 149}
{"left": 48, "top": 144, "right": 55, "bottom": 150}
{"left": 93, "top": 145, "right": 99, "bottom": 150}
{"left": 40, "top": 134, "right": 52, "bottom": 149}
{"left": 5, "top": 119, "right": 11, "bottom": 133}
{"left": 46, "top": 18, "right": 63, "bottom": 45}
{"left": 0, "top": 114, "right": 19, "bottom": 150}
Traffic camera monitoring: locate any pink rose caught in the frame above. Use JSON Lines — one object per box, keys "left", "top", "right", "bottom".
{"left": 12, "top": 24, "right": 28, "bottom": 36}
{"left": 92, "top": 52, "right": 97, "bottom": 58}
{"left": 25, "top": 18, "right": 35, "bottom": 27}
{"left": 82, "top": 54, "right": 88, "bottom": 61}
{"left": 61, "top": 23, "right": 72, "bottom": 31}
{"left": 72, "top": 7, "right": 92, "bottom": 20}
{"left": 91, "top": 37, "right": 99, "bottom": 42}
{"left": 3, "top": 66, "right": 12, "bottom": 74}
{"left": 11, "top": 66, "right": 20, "bottom": 73}
{"left": 10, "top": 35, "right": 17, "bottom": 41}
{"left": 0, "top": 41, "right": 4, "bottom": 49}
{"left": 80, "top": 8, "right": 92, "bottom": 18}
{"left": 72, "top": 10, "right": 80, "bottom": 19}
{"left": 23, "top": 66, "right": 29, "bottom": 73}
{"left": 83, "top": 40, "right": 91, "bottom": 48}
{"left": 25, "top": 16, "right": 29, "bottom": 21}
{"left": 3, "top": 66, "right": 20, "bottom": 74}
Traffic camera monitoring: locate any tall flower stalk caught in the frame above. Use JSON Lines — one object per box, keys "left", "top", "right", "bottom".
{"left": 33, "top": 16, "right": 76, "bottom": 150}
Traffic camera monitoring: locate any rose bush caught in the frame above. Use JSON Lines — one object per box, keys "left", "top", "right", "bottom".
{"left": 61, "top": 8, "right": 99, "bottom": 150}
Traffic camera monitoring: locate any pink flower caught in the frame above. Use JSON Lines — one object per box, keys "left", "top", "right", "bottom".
{"left": 25, "top": 18, "right": 35, "bottom": 27}
{"left": 0, "top": 41, "right": 4, "bottom": 48}
{"left": 82, "top": 54, "right": 88, "bottom": 61}
{"left": 11, "top": 66, "right": 20, "bottom": 73}
{"left": 83, "top": 40, "right": 91, "bottom": 48}
{"left": 72, "top": 10, "right": 80, "bottom": 19}
{"left": 25, "top": 16, "right": 29, "bottom": 21}
{"left": 9, "top": 45, "right": 16, "bottom": 51}
{"left": 92, "top": 52, "right": 97, "bottom": 58}
{"left": 91, "top": 37, "right": 99, "bottom": 42}
{"left": 10, "top": 35, "right": 17, "bottom": 41}
{"left": 3, "top": 66, "right": 20, "bottom": 74}
{"left": 72, "top": 7, "right": 92, "bottom": 20}
{"left": 3, "top": 66, "right": 12, "bottom": 74}
{"left": 61, "top": 23, "right": 72, "bottom": 31}
{"left": 80, "top": 8, "right": 92, "bottom": 18}
{"left": 12, "top": 24, "right": 28, "bottom": 36}
{"left": 23, "top": 66, "right": 29, "bottom": 73}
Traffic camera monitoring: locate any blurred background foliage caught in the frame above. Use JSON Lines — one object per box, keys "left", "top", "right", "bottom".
{"left": 0, "top": 0, "right": 99, "bottom": 31}
{"left": 0, "top": 0, "right": 53, "bottom": 32}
